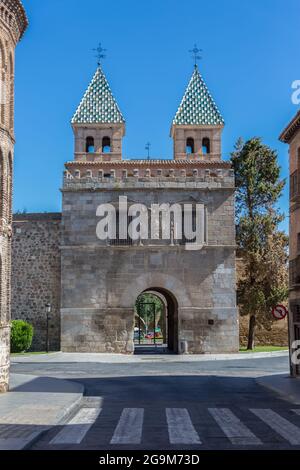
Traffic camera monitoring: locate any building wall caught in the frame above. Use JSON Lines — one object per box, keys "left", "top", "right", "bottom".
{"left": 288, "top": 130, "right": 300, "bottom": 374}
{"left": 60, "top": 172, "right": 239, "bottom": 354}
{"left": 0, "top": 0, "right": 27, "bottom": 392}
{"left": 289, "top": 131, "right": 300, "bottom": 260}
{"left": 11, "top": 214, "right": 61, "bottom": 352}
{"left": 9, "top": 212, "right": 289, "bottom": 352}
{"left": 172, "top": 126, "right": 223, "bottom": 160}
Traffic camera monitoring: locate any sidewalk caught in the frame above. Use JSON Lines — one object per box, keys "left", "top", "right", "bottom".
{"left": 0, "top": 374, "right": 84, "bottom": 450}
{"left": 257, "top": 374, "right": 300, "bottom": 405}
{"left": 11, "top": 350, "right": 289, "bottom": 364}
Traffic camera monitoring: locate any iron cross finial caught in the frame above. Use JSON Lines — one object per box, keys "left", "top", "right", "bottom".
{"left": 189, "top": 44, "right": 202, "bottom": 67}
{"left": 93, "top": 43, "right": 107, "bottom": 66}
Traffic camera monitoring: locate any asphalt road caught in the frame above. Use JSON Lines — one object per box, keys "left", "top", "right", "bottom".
{"left": 10, "top": 354, "right": 300, "bottom": 450}
{"left": 11, "top": 354, "right": 289, "bottom": 378}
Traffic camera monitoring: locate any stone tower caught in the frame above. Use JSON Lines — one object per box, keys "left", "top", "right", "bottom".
{"left": 0, "top": 0, "right": 28, "bottom": 393}
{"left": 171, "top": 65, "right": 224, "bottom": 160}
{"left": 71, "top": 66, "right": 125, "bottom": 163}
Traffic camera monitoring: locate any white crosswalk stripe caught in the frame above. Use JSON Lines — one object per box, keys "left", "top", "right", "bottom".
{"left": 208, "top": 408, "right": 262, "bottom": 445}
{"left": 110, "top": 408, "right": 144, "bottom": 445}
{"left": 50, "top": 408, "right": 101, "bottom": 445}
{"left": 166, "top": 408, "right": 201, "bottom": 445}
{"left": 250, "top": 409, "right": 300, "bottom": 445}
{"left": 44, "top": 406, "right": 300, "bottom": 448}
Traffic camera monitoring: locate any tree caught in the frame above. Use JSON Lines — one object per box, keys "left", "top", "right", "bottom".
{"left": 135, "top": 293, "right": 164, "bottom": 333}
{"left": 231, "top": 137, "right": 288, "bottom": 349}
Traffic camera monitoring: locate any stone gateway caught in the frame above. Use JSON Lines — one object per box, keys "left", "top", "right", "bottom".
{"left": 12, "top": 63, "right": 239, "bottom": 355}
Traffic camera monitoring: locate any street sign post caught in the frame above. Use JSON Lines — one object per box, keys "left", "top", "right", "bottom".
{"left": 272, "top": 304, "right": 288, "bottom": 320}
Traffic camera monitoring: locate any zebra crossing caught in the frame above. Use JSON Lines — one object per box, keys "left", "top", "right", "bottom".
{"left": 166, "top": 408, "right": 201, "bottom": 445}
{"left": 208, "top": 408, "right": 262, "bottom": 446}
{"left": 37, "top": 406, "right": 300, "bottom": 448}
{"left": 110, "top": 408, "right": 144, "bottom": 445}
{"left": 50, "top": 408, "right": 102, "bottom": 445}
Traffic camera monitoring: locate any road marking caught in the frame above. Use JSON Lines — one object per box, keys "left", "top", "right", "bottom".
{"left": 250, "top": 409, "right": 300, "bottom": 445}
{"left": 166, "top": 408, "right": 201, "bottom": 445}
{"left": 50, "top": 408, "right": 101, "bottom": 445}
{"left": 208, "top": 408, "right": 262, "bottom": 445}
{"left": 110, "top": 408, "right": 144, "bottom": 445}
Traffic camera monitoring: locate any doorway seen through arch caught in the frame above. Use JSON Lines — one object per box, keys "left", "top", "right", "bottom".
{"left": 134, "top": 288, "right": 178, "bottom": 354}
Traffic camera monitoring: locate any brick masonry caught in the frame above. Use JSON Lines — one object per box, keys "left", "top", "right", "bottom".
{"left": 279, "top": 112, "right": 300, "bottom": 374}
{"left": 0, "top": 0, "right": 28, "bottom": 392}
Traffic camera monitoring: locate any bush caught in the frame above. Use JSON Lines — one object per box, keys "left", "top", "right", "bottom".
{"left": 10, "top": 320, "right": 34, "bottom": 353}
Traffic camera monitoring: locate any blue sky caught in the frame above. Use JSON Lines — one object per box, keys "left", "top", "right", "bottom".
{"left": 15, "top": 0, "right": 299, "bottom": 231}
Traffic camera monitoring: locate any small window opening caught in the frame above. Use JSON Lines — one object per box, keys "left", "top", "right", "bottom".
{"left": 102, "top": 136, "right": 111, "bottom": 153}
{"left": 86, "top": 136, "right": 95, "bottom": 153}
{"left": 186, "top": 138, "right": 194, "bottom": 154}
{"left": 202, "top": 138, "right": 210, "bottom": 155}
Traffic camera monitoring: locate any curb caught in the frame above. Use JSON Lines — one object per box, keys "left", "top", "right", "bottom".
{"left": 17, "top": 380, "right": 84, "bottom": 450}
{"left": 11, "top": 350, "right": 289, "bottom": 364}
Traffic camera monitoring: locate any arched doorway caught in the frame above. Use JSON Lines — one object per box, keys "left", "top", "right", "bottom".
{"left": 134, "top": 287, "right": 178, "bottom": 354}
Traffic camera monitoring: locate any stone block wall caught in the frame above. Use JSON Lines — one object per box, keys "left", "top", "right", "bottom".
{"left": 61, "top": 179, "right": 239, "bottom": 354}
{"left": 11, "top": 213, "right": 61, "bottom": 351}
{"left": 61, "top": 246, "right": 238, "bottom": 354}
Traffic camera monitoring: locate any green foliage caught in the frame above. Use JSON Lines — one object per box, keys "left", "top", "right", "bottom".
{"left": 135, "top": 293, "right": 164, "bottom": 334}
{"left": 10, "top": 320, "right": 34, "bottom": 353}
{"left": 135, "top": 293, "right": 163, "bottom": 321}
{"left": 231, "top": 137, "right": 284, "bottom": 220}
{"left": 231, "top": 137, "right": 288, "bottom": 341}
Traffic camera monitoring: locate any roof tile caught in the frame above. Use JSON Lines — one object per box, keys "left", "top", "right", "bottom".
{"left": 72, "top": 67, "right": 125, "bottom": 124}
{"left": 173, "top": 66, "right": 224, "bottom": 126}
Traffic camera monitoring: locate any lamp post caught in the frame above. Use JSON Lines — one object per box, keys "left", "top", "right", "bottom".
{"left": 45, "top": 303, "right": 51, "bottom": 353}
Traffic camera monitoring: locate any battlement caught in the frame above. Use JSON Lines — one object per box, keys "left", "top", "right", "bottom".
{"left": 63, "top": 165, "right": 235, "bottom": 191}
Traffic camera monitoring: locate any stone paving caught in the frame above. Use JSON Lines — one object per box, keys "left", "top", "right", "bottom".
{"left": 0, "top": 373, "right": 83, "bottom": 450}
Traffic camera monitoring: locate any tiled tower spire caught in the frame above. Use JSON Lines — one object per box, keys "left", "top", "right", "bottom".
{"left": 173, "top": 65, "right": 224, "bottom": 126}
{"left": 72, "top": 67, "right": 125, "bottom": 162}
{"left": 72, "top": 66, "right": 125, "bottom": 125}
{"left": 171, "top": 65, "right": 224, "bottom": 161}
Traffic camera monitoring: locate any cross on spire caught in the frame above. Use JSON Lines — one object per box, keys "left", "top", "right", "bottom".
{"left": 93, "top": 43, "right": 107, "bottom": 66}
{"left": 189, "top": 44, "right": 202, "bottom": 67}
